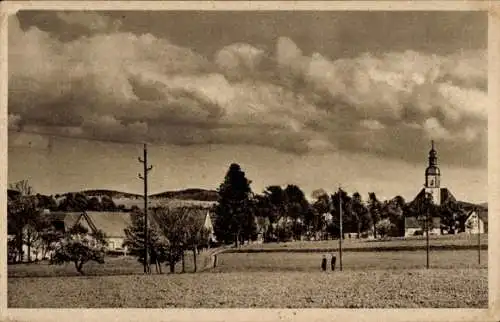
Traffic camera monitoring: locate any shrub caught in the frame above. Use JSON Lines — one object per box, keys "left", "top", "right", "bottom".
{"left": 50, "top": 223, "right": 107, "bottom": 275}
{"left": 375, "top": 219, "right": 395, "bottom": 239}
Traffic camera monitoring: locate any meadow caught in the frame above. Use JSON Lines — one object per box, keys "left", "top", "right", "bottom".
{"left": 214, "top": 250, "right": 487, "bottom": 272}
{"left": 8, "top": 252, "right": 213, "bottom": 278}
{"left": 234, "top": 233, "right": 488, "bottom": 252}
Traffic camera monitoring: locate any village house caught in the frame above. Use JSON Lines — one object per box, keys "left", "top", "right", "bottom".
{"left": 8, "top": 205, "right": 218, "bottom": 262}
{"left": 465, "top": 209, "right": 488, "bottom": 234}
{"left": 49, "top": 211, "right": 132, "bottom": 255}
{"left": 7, "top": 210, "right": 132, "bottom": 262}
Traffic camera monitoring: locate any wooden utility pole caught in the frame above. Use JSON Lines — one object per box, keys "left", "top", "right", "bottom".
{"left": 338, "top": 187, "right": 343, "bottom": 271}
{"left": 426, "top": 206, "right": 430, "bottom": 269}
{"left": 477, "top": 211, "right": 481, "bottom": 265}
{"left": 138, "top": 143, "right": 153, "bottom": 274}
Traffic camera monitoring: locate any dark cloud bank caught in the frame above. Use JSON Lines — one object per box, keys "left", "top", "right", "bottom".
{"left": 8, "top": 11, "right": 488, "bottom": 168}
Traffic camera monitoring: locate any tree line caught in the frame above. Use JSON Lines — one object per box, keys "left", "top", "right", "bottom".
{"left": 8, "top": 188, "right": 125, "bottom": 213}
{"left": 213, "top": 163, "right": 473, "bottom": 246}
{"left": 8, "top": 162, "right": 475, "bottom": 274}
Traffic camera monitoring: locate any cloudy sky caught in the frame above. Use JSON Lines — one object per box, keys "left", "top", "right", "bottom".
{"left": 7, "top": 10, "right": 488, "bottom": 203}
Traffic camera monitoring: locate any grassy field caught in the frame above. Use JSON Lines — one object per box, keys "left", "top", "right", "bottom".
{"left": 8, "top": 252, "right": 213, "bottom": 278}
{"left": 213, "top": 249, "right": 487, "bottom": 272}
{"left": 235, "top": 233, "right": 488, "bottom": 252}
{"left": 8, "top": 269, "right": 487, "bottom": 308}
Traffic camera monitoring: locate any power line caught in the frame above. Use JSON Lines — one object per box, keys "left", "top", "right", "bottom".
{"left": 8, "top": 126, "right": 380, "bottom": 148}
{"left": 8, "top": 129, "right": 147, "bottom": 147}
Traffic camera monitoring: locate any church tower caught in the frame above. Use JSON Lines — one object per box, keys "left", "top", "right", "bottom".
{"left": 424, "top": 140, "right": 441, "bottom": 205}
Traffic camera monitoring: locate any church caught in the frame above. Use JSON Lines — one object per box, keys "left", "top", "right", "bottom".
{"left": 404, "top": 141, "right": 457, "bottom": 237}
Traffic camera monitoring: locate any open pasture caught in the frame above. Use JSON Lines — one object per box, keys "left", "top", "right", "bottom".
{"left": 214, "top": 250, "right": 487, "bottom": 272}
{"left": 8, "top": 269, "right": 487, "bottom": 308}
{"left": 8, "top": 252, "right": 214, "bottom": 278}
{"left": 237, "top": 234, "right": 488, "bottom": 252}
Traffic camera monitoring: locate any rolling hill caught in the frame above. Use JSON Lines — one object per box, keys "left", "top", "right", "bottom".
{"left": 150, "top": 188, "right": 218, "bottom": 201}
{"left": 62, "top": 188, "right": 218, "bottom": 202}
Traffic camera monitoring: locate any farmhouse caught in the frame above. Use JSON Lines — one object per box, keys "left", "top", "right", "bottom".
{"left": 7, "top": 210, "right": 132, "bottom": 261}
{"left": 465, "top": 209, "right": 488, "bottom": 234}
{"left": 49, "top": 211, "right": 132, "bottom": 254}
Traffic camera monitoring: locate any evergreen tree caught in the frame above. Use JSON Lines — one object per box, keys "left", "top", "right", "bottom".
{"left": 214, "top": 163, "right": 255, "bottom": 247}
{"left": 123, "top": 210, "right": 169, "bottom": 270}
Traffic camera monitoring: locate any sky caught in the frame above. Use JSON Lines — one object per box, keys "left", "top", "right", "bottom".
{"left": 7, "top": 10, "right": 488, "bottom": 203}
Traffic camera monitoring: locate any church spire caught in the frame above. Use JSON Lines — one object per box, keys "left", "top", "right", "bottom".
{"left": 428, "top": 140, "right": 437, "bottom": 166}
{"left": 425, "top": 140, "right": 440, "bottom": 188}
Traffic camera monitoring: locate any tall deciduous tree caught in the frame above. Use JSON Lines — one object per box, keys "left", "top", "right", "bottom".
{"left": 351, "top": 192, "right": 371, "bottom": 238}
{"left": 284, "top": 184, "right": 309, "bottom": 240}
{"left": 330, "top": 189, "right": 353, "bottom": 239}
{"left": 382, "top": 196, "right": 406, "bottom": 236}
{"left": 182, "top": 208, "right": 211, "bottom": 272}
{"left": 368, "top": 192, "right": 383, "bottom": 238}
{"left": 214, "top": 163, "right": 255, "bottom": 247}
{"left": 8, "top": 180, "right": 40, "bottom": 262}
{"left": 150, "top": 206, "right": 212, "bottom": 273}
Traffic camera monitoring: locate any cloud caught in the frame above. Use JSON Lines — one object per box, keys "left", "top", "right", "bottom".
{"left": 8, "top": 14, "right": 487, "bottom": 167}
{"left": 56, "top": 11, "right": 121, "bottom": 32}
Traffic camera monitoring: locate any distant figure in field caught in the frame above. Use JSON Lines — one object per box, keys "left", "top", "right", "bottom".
{"left": 321, "top": 255, "right": 327, "bottom": 271}
{"left": 331, "top": 254, "right": 336, "bottom": 271}
{"left": 213, "top": 254, "right": 218, "bottom": 268}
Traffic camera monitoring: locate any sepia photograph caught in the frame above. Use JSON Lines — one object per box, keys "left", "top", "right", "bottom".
{"left": 2, "top": 1, "right": 496, "bottom": 318}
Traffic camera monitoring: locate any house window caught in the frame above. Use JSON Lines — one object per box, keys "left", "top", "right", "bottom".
{"left": 109, "top": 241, "right": 115, "bottom": 250}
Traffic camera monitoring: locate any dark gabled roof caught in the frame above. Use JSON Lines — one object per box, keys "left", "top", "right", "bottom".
{"left": 149, "top": 207, "right": 211, "bottom": 232}
{"left": 467, "top": 209, "right": 488, "bottom": 224}
{"left": 478, "top": 210, "right": 488, "bottom": 223}
{"left": 47, "top": 211, "right": 131, "bottom": 238}
{"left": 409, "top": 188, "right": 456, "bottom": 208}
{"left": 459, "top": 201, "right": 487, "bottom": 213}
{"left": 46, "top": 211, "right": 82, "bottom": 229}
{"left": 7, "top": 189, "right": 21, "bottom": 200}
{"left": 85, "top": 212, "right": 132, "bottom": 238}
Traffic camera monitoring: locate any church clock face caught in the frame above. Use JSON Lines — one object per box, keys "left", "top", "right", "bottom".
{"left": 426, "top": 175, "right": 440, "bottom": 188}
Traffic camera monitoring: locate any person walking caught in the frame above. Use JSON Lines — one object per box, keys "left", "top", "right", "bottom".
{"left": 331, "top": 254, "right": 336, "bottom": 271}
{"left": 321, "top": 255, "right": 327, "bottom": 271}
